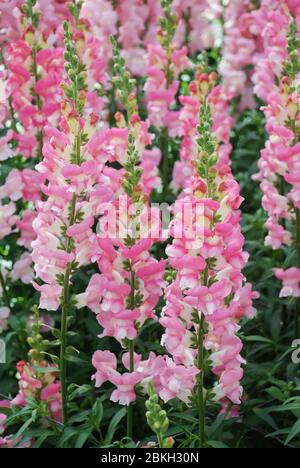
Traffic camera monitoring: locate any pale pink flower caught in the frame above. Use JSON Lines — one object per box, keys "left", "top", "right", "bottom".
{"left": 92, "top": 350, "right": 117, "bottom": 388}
{"left": 110, "top": 372, "right": 143, "bottom": 406}
{"left": 273, "top": 268, "right": 300, "bottom": 298}
{"left": 10, "top": 253, "right": 34, "bottom": 285}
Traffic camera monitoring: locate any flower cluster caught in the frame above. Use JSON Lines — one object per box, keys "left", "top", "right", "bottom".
{"left": 11, "top": 360, "right": 62, "bottom": 422}
{"left": 0, "top": 307, "right": 62, "bottom": 447}
{"left": 85, "top": 39, "right": 170, "bottom": 405}
{"left": 172, "top": 68, "right": 233, "bottom": 192}
{"left": 92, "top": 350, "right": 198, "bottom": 406}
{"left": 219, "top": 0, "right": 259, "bottom": 110}
{"left": 0, "top": 0, "right": 261, "bottom": 447}
{"left": 81, "top": 0, "right": 223, "bottom": 77}
{"left": 162, "top": 71, "right": 258, "bottom": 412}
{"left": 252, "top": 2, "right": 300, "bottom": 303}
{"left": 144, "top": 0, "right": 191, "bottom": 132}
{"left": 87, "top": 38, "right": 222, "bottom": 411}
{"left": 31, "top": 19, "right": 108, "bottom": 311}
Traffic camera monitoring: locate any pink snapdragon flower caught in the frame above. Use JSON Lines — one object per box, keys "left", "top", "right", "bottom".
{"left": 253, "top": 2, "right": 300, "bottom": 301}
{"left": 162, "top": 75, "right": 257, "bottom": 410}
{"left": 10, "top": 253, "right": 34, "bottom": 285}
{"left": 110, "top": 372, "right": 143, "bottom": 406}
{"left": 219, "top": 0, "right": 259, "bottom": 109}
{"left": 274, "top": 268, "right": 300, "bottom": 298}
{"left": 0, "top": 202, "right": 18, "bottom": 240}
{"left": 92, "top": 350, "right": 118, "bottom": 387}
{"left": 11, "top": 360, "right": 62, "bottom": 422}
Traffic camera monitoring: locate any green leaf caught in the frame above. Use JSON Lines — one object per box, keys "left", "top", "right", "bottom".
{"left": 75, "top": 428, "right": 92, "bottom": 448}
{"left": 104, "top": 408, "right": 127, "bottom": 445}
{"left": 207, "top": 440, "right": 229, "bottom": 448}
{"left": 58, "top": 427, "right": 79, "bottom": 448}
{"left": 245, "top": 336, "right": 273, "bottom": 344}
{"left": 285, "top": 419, "right": 300, "bottom": 445}
{"left": 266, "top": 386, "right": 285, "bottom": 403}
{"left": 253, "top": 408, "right": 278, "bottom": 430}
{"left": 33, "top": 366, "right": 59, "bottom": 374}
{"left": 91, "top": 399, "right": 103, "bottom": 430}
{"left": 33, "top": 431, "right": 54, "bottom": 448}
{"left": 207, "top": 414, "right": 226, "bottom": 439}
{"left": 15, "top": 417, "right": 34, "bottom": 439}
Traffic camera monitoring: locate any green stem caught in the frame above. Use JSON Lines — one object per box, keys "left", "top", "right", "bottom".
{"left": 1, "top": 52, "right": 19, "bottom": 135}
{"left": 127, "top": 340, "right": 135, "bottom": 439}
{"left": 32, "top": 45, "right": 43, "bottom": 111}
{"left": 157, "top": 432, "right": 165, "bottom": 449}
{"left": 160, "top": 127, "right": 169, "bottom": 201}
{"left": 295, "top": 208, "right": 300, "bottom": 338}
{"left": 126, "top": 266, "right": 137, "bottom": 439}
{"left": 197, "top": 313, "right": 206, "bottom": 448}
{"left": 60, "top": 265, "right": 71, "bottom": 425}
{"left": 59, "top": 191, "right": 78, "bottom": 426}
{"left": 8, "top": 96, "right": 18, "bottom": 134}
{"left": 160, "top": 33, "right": 173, "bottom": 202}
{"left": 197, "top": 267, "right": 208, "bottom": 448}
{"left": 31, "top": 42, "right": 44, "bottom": 159}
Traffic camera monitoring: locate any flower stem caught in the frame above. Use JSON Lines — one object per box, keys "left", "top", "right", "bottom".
{"left": 60, "top": 265, "right": 71, "bottom": 425}
{"left": 197, "top": 312, "right": 206, "bottom": 448}
{"left": 8, "top": 96, "right": 18, "bottom": 134}
{"left": 160, "top": 127, "right": 169, "bottom": 201}
{"left": 127, "top": 267, "right": 136, "bottom": 439}
{"left": 197, "top": 267, "right": 208, "bottom": 448}
{"left": 295, "top": 208, "right": 300, "bottom": 339}
{"left": 157, "top": 432, "right": 165, "bottom": 449}
{"left": 59, "top": 192, "right": 78, "bottom": 425}
{"left": 127, "top": 339, "right": 135, "bottom": 439}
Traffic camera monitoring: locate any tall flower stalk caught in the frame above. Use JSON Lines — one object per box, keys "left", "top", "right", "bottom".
{"left": 253, "top": 6, "right": 300, "bottom": 338}
{"left": 81, "top": 37, "right": 191, "bottom": 442}
{"left": 144, "top": 0, "right": 189, "bottom": 201}
{"left": 59, "top": 21, "right": 87, "bottom": 424}
{"left": 110, "top": 36, "right": 152, "bottom": 439}
{"left": 162, "top": 68, "right": 258, "bottom": 447}
{"left": 159, "top": 0, "right": 175, "bottom": 200}
{"left": 32, "top": 18, "right": 106, "bottom": 424}
{"left": 284, "top": 20, "right": 300, "bottom": 337}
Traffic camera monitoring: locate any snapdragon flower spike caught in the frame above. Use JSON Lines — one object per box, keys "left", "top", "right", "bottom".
{"left": 219, "top": 0, "right": 259, "bottom": 110}
{"left": 4, "top": 0, "right": 65, "bottom": 159}
{"left": 113, "top": 0, "right": 161, "bottom": 76}
{"left": 90, "top": 39, "right": 197, "bottom": 411}
{"left": 162, "top": 71, "right": 258, "bottom": 414}
{"left": 145, "top": 381, "right": 174, "bottom": 449}
{"left": 86, "top": 38, "right": 167, "bottom": 411}
{"left": 0, "top": 1, "right": 70, "bottom": 296}
{"left": 1, "top": 309, "right": 63, "bottom": 435}
{"left": 31, "top": 21, "right": 112, "bottom": 423}
{"left": 81, "top": 1, "right": 223, "bottom": 77}
{"left": 172, "top": 68, "right": 233, "bottom": 193}
{"left": 144, "top": 0, "right": 190, "bottom": 197}
{"left": 66, "top": 1, "right": 110, "bottom": 119}
{"left": 32, "top": 20, "right": 109, "bottom": 311}
{"left": 144, "top": 0, "right": 190, "bottom": 131}
{"left": 171, "top": 0, "right": 223, "bottom": 53}
{"left": 253, "top": 4, "right": 300, "bottom": 330}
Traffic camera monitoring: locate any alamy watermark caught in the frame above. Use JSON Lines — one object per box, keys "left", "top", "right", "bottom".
{"left": 96, "top": 196, "right": 206, "bottom": 244}
{"left": 291, "top": 339, "right": 300, "bottom": 364}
